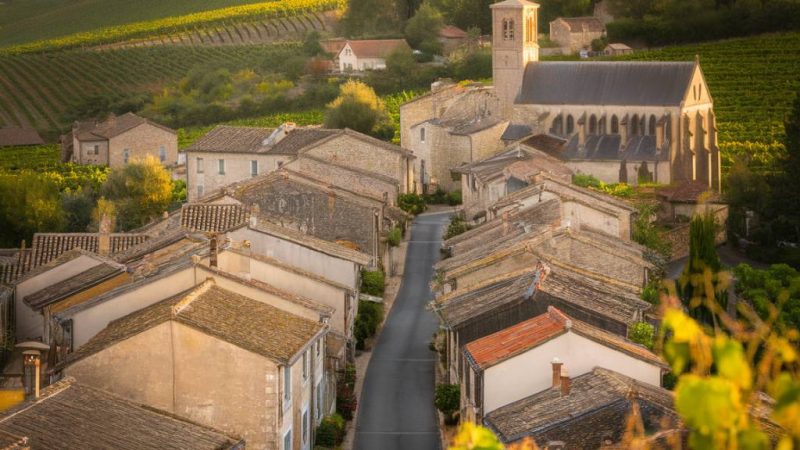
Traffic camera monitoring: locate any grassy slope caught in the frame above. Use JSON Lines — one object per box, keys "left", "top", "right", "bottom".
{"left": 612, "top": 32, "right": 800, "bottom": 170}
{"left": 0, "top": 0, "right": 272, "bottom": 47}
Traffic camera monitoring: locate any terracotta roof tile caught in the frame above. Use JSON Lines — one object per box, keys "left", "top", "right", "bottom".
{"left": 180, "top": 203, "right": 248, "bottom": 232}
{"left": 184, "top": 125, "right": 338, "bottom": 155}
{"left": 73, "top": 112, "right": 175, "bottom": 140}
{"left": 23, "top": 262, "right": 126, "bottom": 310}
{"left": 656, "top": 180, "right": 721, "bottom": 203}
{"left": 0, "top": 378, "right": 241, "bottom": 449}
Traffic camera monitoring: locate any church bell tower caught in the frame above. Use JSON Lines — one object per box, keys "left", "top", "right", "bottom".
{"left": 491, "top": 0, "right": 540, "bottom": 116}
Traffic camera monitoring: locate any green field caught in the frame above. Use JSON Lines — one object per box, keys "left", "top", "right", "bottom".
{"left": 614, "top": 32, "right": 800, "bottom": 171}
{"left": 0, "top": 0, "right": 333, "bottom": 48}
{"left": 0, "top": 43, "right": 300, "bottom": 135}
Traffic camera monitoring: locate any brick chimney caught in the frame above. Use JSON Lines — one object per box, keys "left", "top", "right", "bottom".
{"left": 560, "top": 366, "right": 571, "bottom": 396}
{"left": 551, "top": 357, "right": 563, "bottom": 388}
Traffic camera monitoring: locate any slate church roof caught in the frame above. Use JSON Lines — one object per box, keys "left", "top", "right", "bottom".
{"left": 517, "top": 61, "right": 696, "bottom": 106}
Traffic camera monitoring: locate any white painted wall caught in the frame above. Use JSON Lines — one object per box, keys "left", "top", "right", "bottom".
{"left": 15, "top": 255, "right": 105, "bottom": 341}
{"left": 481, "top": 330, "right": 662, "bottom": 413}
{"left": 227, "top": 228, "right": 360, "bottom": 289}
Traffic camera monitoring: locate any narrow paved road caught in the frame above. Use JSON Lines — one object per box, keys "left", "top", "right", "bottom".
{"left": 354, "top": 212, "right": 450, "bottom": 450}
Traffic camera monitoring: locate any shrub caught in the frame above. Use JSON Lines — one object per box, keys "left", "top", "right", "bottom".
{"left": 425, "top": 187, "right": 448, "bottom": 204}
{"left": 315, "top": 414, "right": 346, "bottom": 447}
{"left": 360, "top": 270, "right": 385, "bottom": 296}
{"left": 398, "top": 193, "right": 427, "bottom": 215}
{"left": 336, "top": 382, "right": 358, "bottom": 420}
{"left": 355, "top": 300, "right": 384, "bottom": 349}
{"left": 435, "top": 383, "right": 460, "bottom": 424}
{"left": 445, "top": 216, "right": 471, "bottom": 240}
{"left": 627, "top": 322, "right": 655, "bottom": 350}
{"left": 640, "top": 281, "right": 660, "bottom": 305}
{"left": 447, "top": 190, "right": 462, "bottom": 206}
{"left": 387, "top": 226, "right": 402, "bottom": 247}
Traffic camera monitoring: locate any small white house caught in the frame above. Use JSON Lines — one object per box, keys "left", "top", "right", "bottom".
{"left": 461, "top": 306, "right": 666, "bottom": 422}
{"left": 337, "top": 39, "right": 411, "bottom": 72}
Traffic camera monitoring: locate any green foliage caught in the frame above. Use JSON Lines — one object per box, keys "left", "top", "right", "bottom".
{"left": 447, "top": 190, "right": 462, "bottom": 206}
{"left": 171, "top": 179, "right": 187, "bottom": 210}
{"left": 340, "top": 0, "right": 402, "bottom": 36}
{"left": 387, "top": 227, "right": 402, "bottom": 247}
{"left": 404, "top": 2, "right": 444, "bottom": 55}
{"left": 632, "top": 203, "right": 672, "bottom": 261}
{"left": 61, "top": 186, "right": 99, "bottom": 233}
{"left": 641, "top": 280, "right": 661, "bottom": 305}
{"left": 447, "top": 47, "right": 492, "bottom": 81}
{"left": 324, "top": 80, "right": 392, "bottom": 139}
{"left": 397, "top": 193, "right": 427, "bottom": 215}
{"left": 0, "top": 171, "right": 65, "bottom": 247}
{"left": 571, "top": 173, "right": 635, "bottom": 198}
{"left": 434, "top": 383, "right": 460, "bottom": 414}
{"left": 302, "top": 30, "right": 324, "bottom": 56}
{"left": 425, "top": 187, "right": 448, "bottom": 205}
{"left": 679, "top": 213, "right": 726, "bottom": 324}
{"left": 591, "top": 36, "right": 609, "bottom": 52}
{"left": 360, "top": 270, "right": 386, "bottom": 296}
{"left": 315, "top": 414, "right": 346, "bottom": 447}
{"left": 335, "top": 382, "right": 358, "bottom": 421}
{"left": 429, "top": 0, "right": 494, "bottom": 34}
{"left": 733, "top": 263, "right": 800, "bottom": 332}
{"left": 627, "top": 322, "right": 655, "bottom": 350}
{"left": 445, "top": 216, "right": 471, "bottom": 240}
{"left": 101, "top": 156, "right": 173, "bottom": 230}
{"left": 538, "top": 0, "right": 593, "bottom": 33}
{"left": 354, "top": 300, "right": 384, "bottom": 349}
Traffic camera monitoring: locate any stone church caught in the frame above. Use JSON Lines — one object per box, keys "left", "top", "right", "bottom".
{"left": 401, "top": 0, "right": 721, "bottom": 192}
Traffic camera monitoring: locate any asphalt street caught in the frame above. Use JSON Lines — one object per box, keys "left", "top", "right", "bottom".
{"left": 354, "top": 211, "right": 450, "bottom": 450}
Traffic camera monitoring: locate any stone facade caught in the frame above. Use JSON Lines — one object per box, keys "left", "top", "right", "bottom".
{"left": 491, "top": 0, "right": 540, "bottom": 113}
{"left": 106, "top": 124, "right": 178, "bottom": 168}
{"left": 289, "top": 156, "right": 401, "bottom": 203}
{"left": 549, "top": 17, "right": 604, "bottom": 54}
{"left": 187, "top": 153, "right": 285, "bottom": 201}
{"left": 69, "top": 115, "right": 177, "bottom": 169}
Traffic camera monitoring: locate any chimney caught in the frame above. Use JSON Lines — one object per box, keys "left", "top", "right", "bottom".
{"left": 209, "top": 235, "right": 218, "bottom": 268}
{"left": 560, "top": 366, "right": 571, "bottom": 396}
{"left": 262, "top": 122, "right": 296, "bottom": 146}
{"left": 551, "top": 357, "right": 563, "bottom": 388}
{"left": 249, "top": 204, "right": 260, "bottom": 228}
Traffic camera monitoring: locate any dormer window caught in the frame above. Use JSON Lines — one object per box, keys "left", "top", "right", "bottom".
{"left": 503, "top": 18, "right": 515, "bottom": 40}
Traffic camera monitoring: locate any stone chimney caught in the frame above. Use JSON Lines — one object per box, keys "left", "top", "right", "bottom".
{"left": 560, "top": 366, "right": 571, "bottom": 396}
{"left": 262, "top": 122, "right": 296, "bottom": 146}
{"left": 209, "top": 234, "right": 218, "bottom": 268}
{"left": 97, "top": 212, "right": 112, "bottom": 256}
{"left": 551, "top": 357, "right": 563, "bottom": 388}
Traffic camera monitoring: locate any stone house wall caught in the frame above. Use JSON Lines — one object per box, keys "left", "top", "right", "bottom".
{"left": 108, "top": 124, "right": 178, "bottom": 168}
{"left": 186, "top": 152, "right": 286, "bottom": 201}
{"left": 549, "top": 19, "right": 604, "bottom": 53}
{"left": 74, "top": 139, "right": 109, "bottom": 165}
{"left": 288, "top": 156, "right": 400, "bottom": 203}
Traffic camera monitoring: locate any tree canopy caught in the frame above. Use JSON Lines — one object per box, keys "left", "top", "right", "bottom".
{"left": 404, "top": 2, "right": 444, "bottom": 55}
{"left": 101, "top": 156, "right": 173, "bottom": 231}
{"left": 324, "top": 80, "right": 392, "bottom": 139}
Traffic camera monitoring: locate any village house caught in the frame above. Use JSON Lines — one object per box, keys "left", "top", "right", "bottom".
{"left": 549, "top": 17, "right": 605, "bottom": 54}
{"left": 337, "top": 39, "right": 410, "bottom": 72}
{"left": 439, "top": 25, "right": 470, "bottom": 53}
{"left": 461, "top": 307, "right": 666, "bottom": 422}
{"left": 185, "top": 124, "right": 415, "bottom": 202}
{"left": 455, "top": 143, "right": 573, "bottom": 218}
{"left": 61, "top": 112, "right": 178, "bottom": 167}
{"left": 604, "top": 42, "right": 634, "bottom": 56}
{"left": 483, "top": 367, "right": 678, "bottom": 447}
{"left": 60, "top": 280, "right": 328, "bottom": 450}
{"left": 0, "top": 377, "right": 244, "bottom": 449}
{"left": 433, "top": 260, "right": 652, "bottom": 383}
{"left": 400, "top": 82, "right": 507, "bottom": 192}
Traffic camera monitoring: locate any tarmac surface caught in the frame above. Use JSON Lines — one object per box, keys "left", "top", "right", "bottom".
{"left": 353, "top": 211, "right": 450, "bottom": 450}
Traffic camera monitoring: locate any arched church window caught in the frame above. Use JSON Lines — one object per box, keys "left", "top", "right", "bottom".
{"left": 589, "top": 115, "right": 597, "bottom": 134}
{"left": 649, "top": 115, "right": 657, "bottom": 135}
{"left": 640, "top": 116, "right": 646, "bottom": 135}
{"left": 598, "top": 116, "right": 606, "bottom": 134}
{"left": 503, "top": 19, "right": 515, "bottom": 40}
{"left": 551, "top": 116, "right": 564, "bottom": 135}
{"left": 611, "top": 115, "right": 619, "bottom": 134}
{"left": 566, "top": 115, "right": 574, "bottom": 134}
{"left": 631, "top": 114, "right": 639, "bottom": 135}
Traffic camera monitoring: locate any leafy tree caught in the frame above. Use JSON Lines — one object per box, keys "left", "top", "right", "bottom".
{"left": 606, "top": 0, "right": 656, "bottom": 19}
{"left": 430, "top": 0, "right": 493, "bottom": 34}
{"left": 0, "top": 172, "right": 65, "bottom": 247}
{"left": 447, "top": 47, "right": 492, "bottom": 81}
{"left": 341, "top": 0, "right": 402, "bottom": 36}
{"left": 61, "top": 186, "right": 98, "bottom": 232}
{"left": 101, "top": 156, "right": 173, "bottom": 231}
{"left": 302, "top": 30, "right": 324, "bottom": 56}
{"left": 404, "top": 2, "right": 444, "bottom": 55}
{"left": 324, "top": 80, "right": 391, "bottom": 138}
{"left": 678, "top": 213, "right": 728, "bottom": 325}
{"left": 435, "top": 383, "right": 460, "bottom": 424}
{"left": 733, "top": 263, "right": 800, "bottom": 332}
{"left": 539, "top": 0, "right": 593, "bottom": 31}
{"left": 774, "top": 88, "right": 800, "bottom": 238}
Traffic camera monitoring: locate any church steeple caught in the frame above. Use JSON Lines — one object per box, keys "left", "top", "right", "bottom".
{"left": 491, "top": 0, "right": 540, "bottom": 115}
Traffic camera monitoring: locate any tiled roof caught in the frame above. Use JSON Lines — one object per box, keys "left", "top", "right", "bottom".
{"left": 520, "top": 134, "right": 567, "bottom": 155}
{"left": 0, "top": 377, "right": 242, "bottom": 449}
{"left": 465, "top": 306, "right": 569, "bottom": 369}
{"left": 67, "top": 280, "right": 325, "bottom": 366}
{"left": 23, "top": 262, "right": 126, "bottom": 310}
{"left": 247, "top": 221, "right": 372, "bottom": 266}
{"left": 344, "top": 39, "right": 410, "bottom": 59}
{"left": 74, "top": 112, "right": 175, "bottom": 141}
{"left": 180, "top": 203, "right": 248, "bottom": 232}
{"left": 185, "top": 125, "right": 337, "bottom": 155}
{"left": 439, "top": 25, "right": 469, "bottom": 38}
{"left": 464, "top": 306, "right": 664, "bottom": 370}
{"left": 501, "top": 124, "right": 533, "bottom": 141}
{"left": 556, "top": 16, "right": 604, "bottom": 33}
{"left": 656, "top": 180, "right": 721, "bottom": 203}
{"left": 320, "top": 38, "right": 347, "bottom": 55}
{"left": 26, "top": 233, "right": 148, "bottom": 269}
{"left": 427, "top": 117, "right": 506, "bottom": 136}
{"left": 484, "top": 367, "right": 676, "bottom": 444}
{"left": 518, "top": 61, "right": 696, "bottom": 106}
{"left": 455, "top": 144, "right": 572, "bottom": 184}
{"left": 0, "top": 127, "right": 44, "bottom": 146}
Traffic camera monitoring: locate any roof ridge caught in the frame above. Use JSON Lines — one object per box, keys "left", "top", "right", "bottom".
{"left": 173, "top": 278, "right": 215, "bottom": 316}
